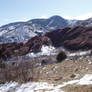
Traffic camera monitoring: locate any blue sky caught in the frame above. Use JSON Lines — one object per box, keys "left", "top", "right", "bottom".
{"left": 0, "top": 0, "right": 92, "bottom": 26}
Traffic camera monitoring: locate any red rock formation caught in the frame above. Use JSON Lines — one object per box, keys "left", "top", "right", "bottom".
{"left": 46, "top": 26, "right": 92, "bottom": 50}
{"left": 0, "top": 36, "right": 52, "bottom": 62}
{"left": 25, "top": 35, "right": 52, "bottom": 52}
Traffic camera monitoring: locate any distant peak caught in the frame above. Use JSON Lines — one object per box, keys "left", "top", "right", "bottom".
{"left": 49, "top": 15, "right": 63, "bottom": 19}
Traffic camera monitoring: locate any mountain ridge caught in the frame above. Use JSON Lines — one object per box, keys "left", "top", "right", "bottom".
{"left": 0, "top": 15, "right": 92, "bottom": 44}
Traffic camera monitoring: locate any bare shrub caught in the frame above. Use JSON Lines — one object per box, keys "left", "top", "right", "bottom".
{"left": 0, "top": 60, "right": 40, "bottom": 83}
{"left": 41, "top": 60, "right": 47, "bottom": 66}
{"left": 0, "top": 63, "right": 6, "bottom": 69}
{"left": 56, "top": 51, "right": 67, "bottom": 62}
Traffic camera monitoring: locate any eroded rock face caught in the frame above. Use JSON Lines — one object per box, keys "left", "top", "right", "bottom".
{"left": 45, "top": 27, "right": 71, "bottom": 47}
{"left": 0, "top": 43, "right": 25, "bottom": 62}
{"left": 46, "top": 26, "right": 92, "bottom": 50}
{"left": 0, "top": 36, "right": 52, "bottom": 62}
{"left": 25, "top": 35, "right": 52, "bottom": 52}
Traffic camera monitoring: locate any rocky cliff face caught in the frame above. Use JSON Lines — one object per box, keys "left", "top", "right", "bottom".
{"left": 46, "top": 26, "right": 92, "bottom": 50}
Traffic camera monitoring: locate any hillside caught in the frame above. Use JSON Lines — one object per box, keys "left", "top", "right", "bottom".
{"left": 0, "top": 15, "right": 92, "bottom": 44}
{"left": 0, "top": 51, "right": 92, "bottom": 92}
{"left": 0, "top": 26, "right": 92, "bottom": 62}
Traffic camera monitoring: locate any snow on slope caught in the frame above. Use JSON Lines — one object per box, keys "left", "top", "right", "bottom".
{"left": 0, "top": 23, "right": 48, "bottom": 44}
{"left": 0, "top": 15, "right": 92, "bottom": 44}
{"left": 0, "top": 74, "right": 92, "bottom": 92}
{"left": 68, "top": 50, "right": 91, "bottom": 57}
{"left": 27, "top": 45, "right": 56, "bottom": 57}
{"left": 0, "top": 15, "right": 74, "bottom": 44}
{"left": 67, "top": 20, "right": 78, "bottom": 26}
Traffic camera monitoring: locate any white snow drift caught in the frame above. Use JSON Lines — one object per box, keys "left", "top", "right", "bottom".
{"left": 27, "top": 45, "right": 56, "bottom": 57}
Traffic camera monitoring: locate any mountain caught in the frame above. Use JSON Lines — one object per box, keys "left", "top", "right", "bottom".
{"left": 29, "top": 15, "right": 68, "bottom": 30}
{"left": 0, "top": 15, "right": 92, "bottom": 44}
{"left": 74, "top": 18, "right": 92, "bottom": 26}
{"left": 0, "top": 22, "right": 48, "bottom": 44}
{"left": 0, "top": 15, "right": 70, "bottom": 44}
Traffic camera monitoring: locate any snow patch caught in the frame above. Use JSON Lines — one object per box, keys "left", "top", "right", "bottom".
{"left": 0, "top": 82, "right": 63, "bottom": 92}
{"left": 41, "top": 45, "right": 55, "bottom": 55}
{"left": 0, "top": 30, "right": 8, "bottom": 36}
{"left": 68, "top": 50, "right": 91, "bottom": 57}
{"left": 8, "top": 26, "right": 15, "bottom": 30}
{"left": 78, "top": 74, "right": 92, "bottom": 85}
{"left": 27, "top": 45, "right": 56, "bottom": 57}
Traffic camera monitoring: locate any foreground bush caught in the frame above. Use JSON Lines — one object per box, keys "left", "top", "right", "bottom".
{"left": 56, "top": 51, "right": 67, "bottom": 62}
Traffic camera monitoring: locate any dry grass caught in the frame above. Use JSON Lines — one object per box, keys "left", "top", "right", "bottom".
{"left": 62, "top": 85, "right": 92, "bottom": 92}
{"left": 33, "top": 56, "right": 92, "bottom": 84}
{"left": 0, "top": 61, "right": 40, "bottom": 83}
{"left": 0, "top": 55, "right": 92, "bottom": 85}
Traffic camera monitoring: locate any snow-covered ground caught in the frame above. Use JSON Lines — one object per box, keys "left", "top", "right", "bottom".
{"left": 68, "top": 50, "right": 91, "bottom": 57}
{"left": 27, "top": 45, "right": 56, "bottom": 57}
{"left": 27, "top": 46, "right": 91, "bottom": 59}
{"left": 67, "top": 50, "right": 91, "bottom": 59}
{"left": 0, "top": 82, "right": 63, "bottom": 92}
{"left": 0, "top": 74, "right": 92, "bottom": 92}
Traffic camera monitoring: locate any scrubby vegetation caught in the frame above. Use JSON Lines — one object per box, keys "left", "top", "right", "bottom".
{"left": 63, "top": 85, "right": 92, "bottom": 92}
{"left": 56, "top": 51, "right": 67, "bottom": 62}
{"left": 0, "top": 61, "right": 40, "bottom": 83}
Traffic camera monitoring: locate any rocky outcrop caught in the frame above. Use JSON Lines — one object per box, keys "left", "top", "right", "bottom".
{"left": 0, "top": 36, "right": 51, "bottom": 62}
{"left": 46, "top": 26, "right": 92, "bottom": 50}
{"left": 25, "top": 35, "right": 52, "bottom": 52}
